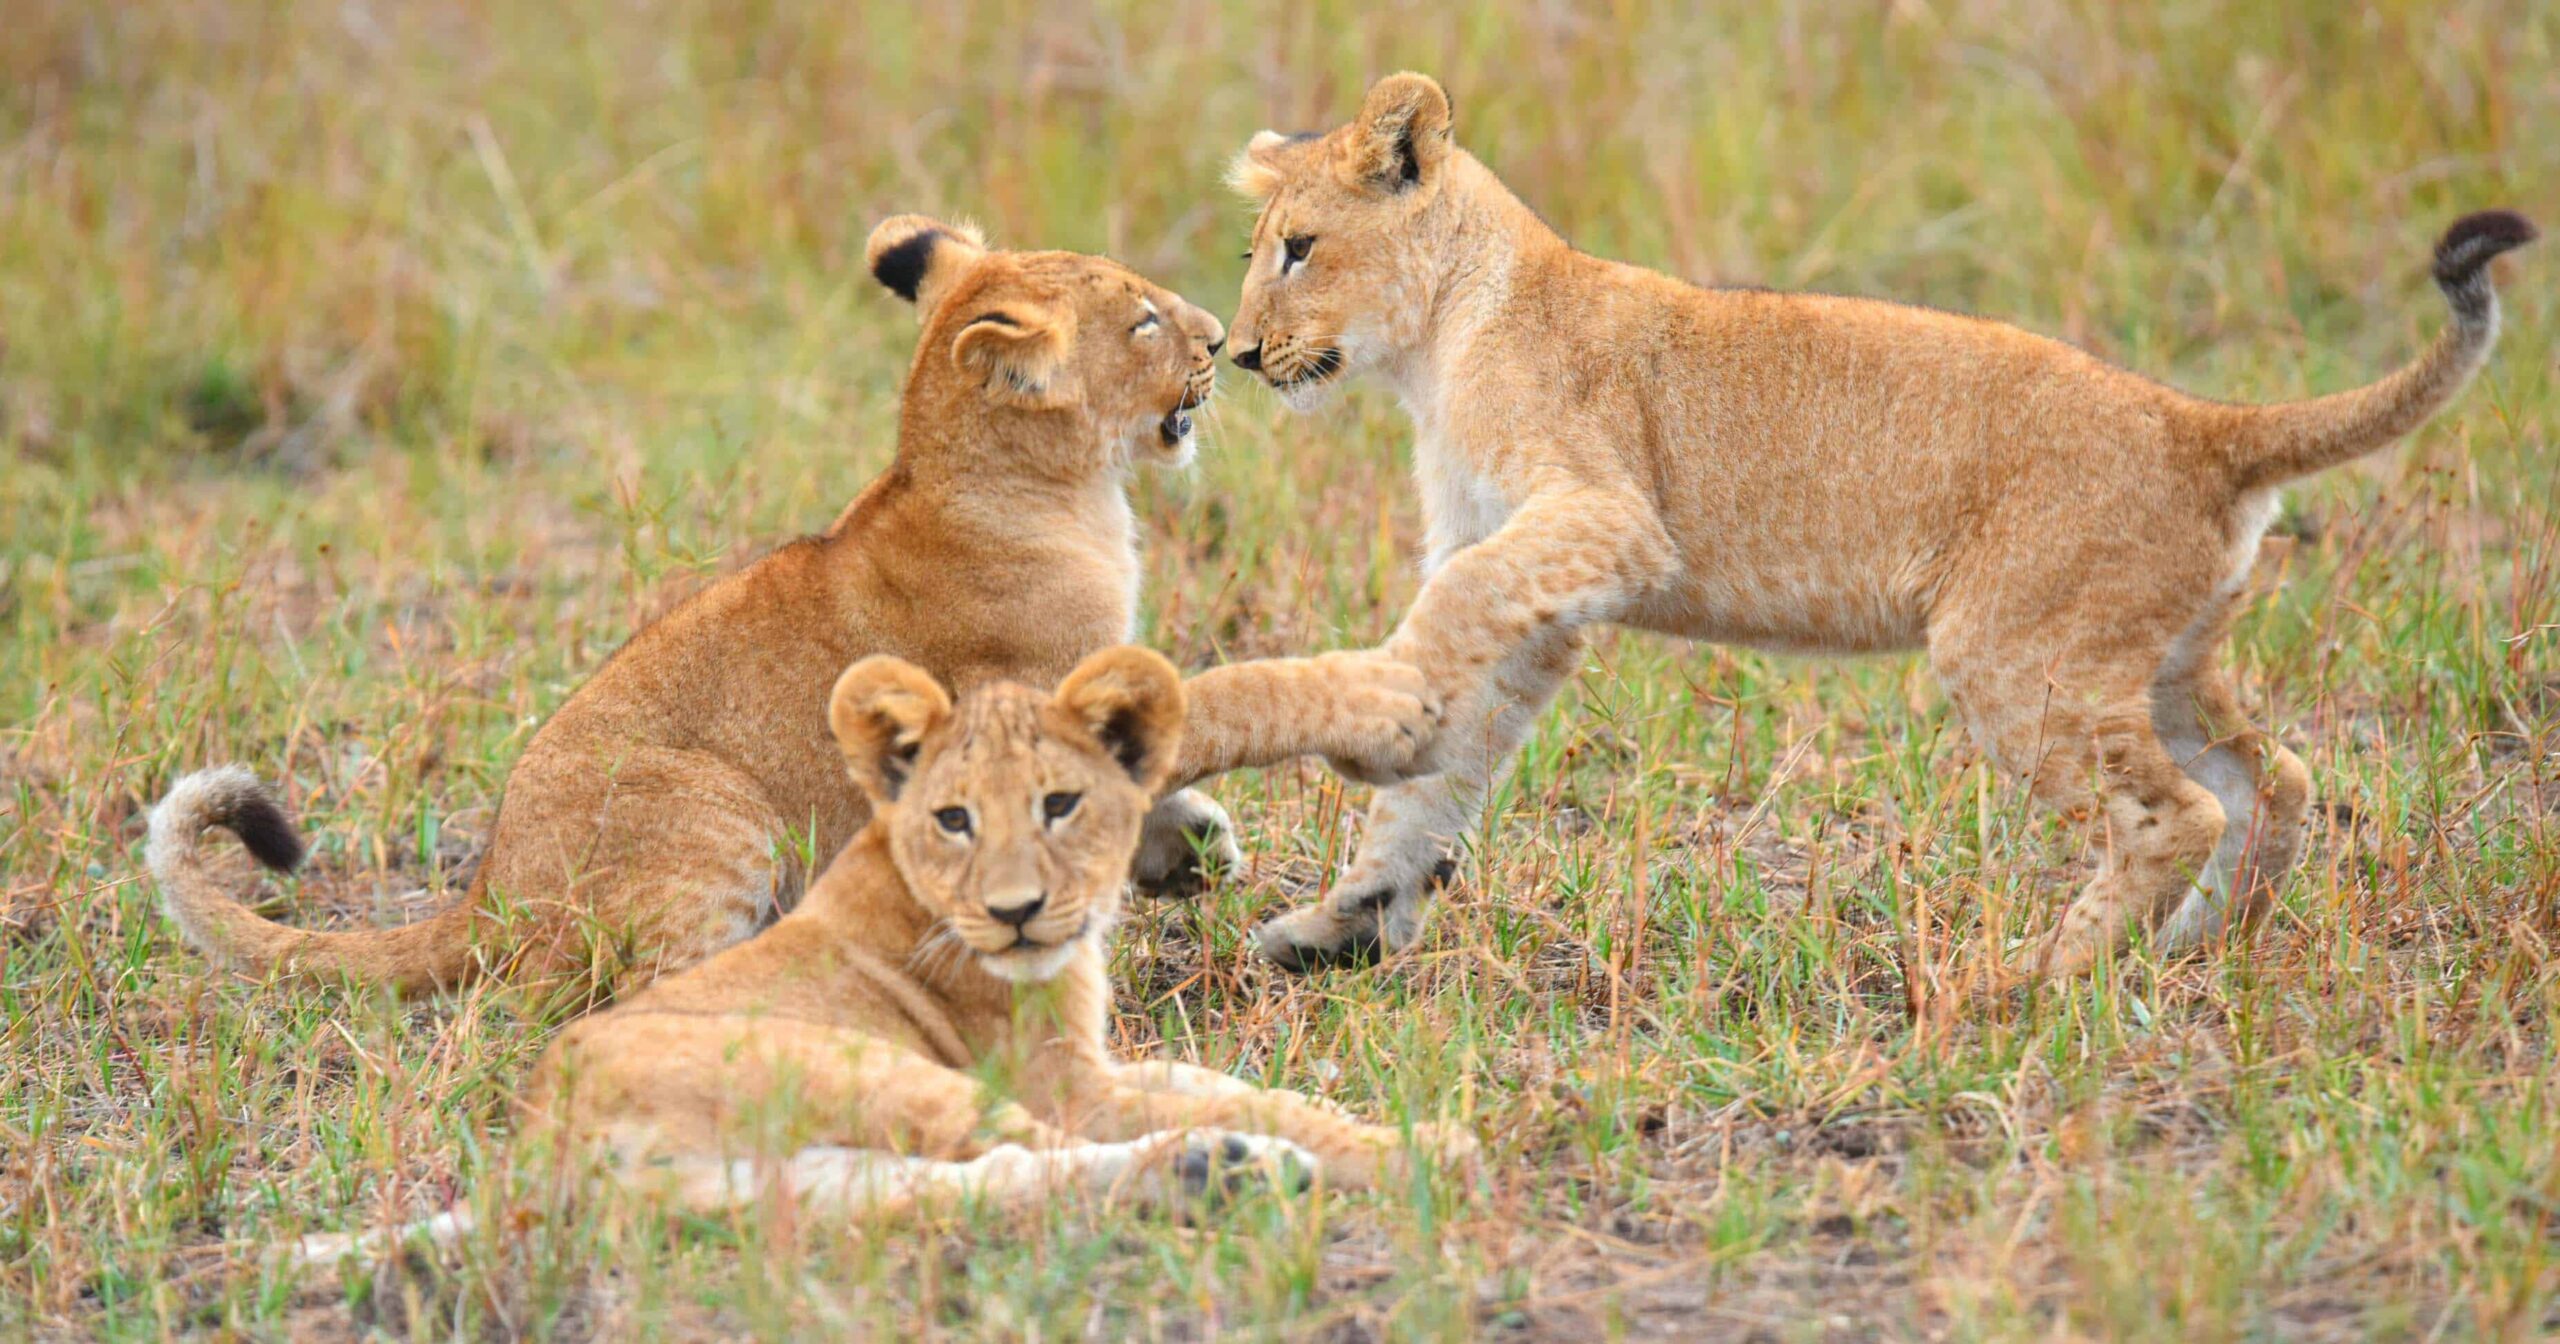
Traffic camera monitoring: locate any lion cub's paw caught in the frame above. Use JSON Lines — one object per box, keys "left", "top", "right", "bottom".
{"left": 1132, "top": 788, "right": 1241, "bottom": 898}
{"left": 1311, "top": 649, "right": 1442, "bottom": 786}
{"left": 1408, "top": 1121, "right": 1483, "bottom": 1174}
{"left": 1167, "top": 1131, "right": 1319, "bottom": 1203}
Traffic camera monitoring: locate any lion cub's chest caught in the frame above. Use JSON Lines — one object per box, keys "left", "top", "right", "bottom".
{"left": 1414, "top": 428, "right": 1515, "bottom": 575}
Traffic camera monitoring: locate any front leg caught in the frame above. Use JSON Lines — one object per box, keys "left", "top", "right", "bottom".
{"left": 1171, "top": 649, "right": 1440, "bottom": 789}
{"left": 1134, "top": 652, "right": 1439, "bottom": 899}
{"left": 1256, "top": 486, "right": 1673, "bottom": 971}
{"left": 1255, "top": 624, "right": 1586, "bottom": 969}
{"left": 1067, "top": 1059, "right": 1477, "bottom": 1192}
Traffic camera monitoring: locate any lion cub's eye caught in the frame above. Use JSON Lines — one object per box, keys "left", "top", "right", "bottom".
{"left": 1131, "top": 313, "right": 1160, "bottom": 335}
{"left": 933, "top": 807, "right": 973, "bottom": 836}
{"left": 1283, "top": 235, "right": 1314, "bottom": 269}
{"left": 1042, "top": 792, "right": 1081, "bottom": 824}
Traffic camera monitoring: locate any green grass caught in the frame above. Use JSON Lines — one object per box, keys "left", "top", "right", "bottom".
{"left": 3, "top": 0, "right": 2554, "bottom": 1338}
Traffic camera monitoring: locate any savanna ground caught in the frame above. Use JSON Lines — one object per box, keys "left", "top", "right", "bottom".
{"left": 3, "top": 1, "right": 2555, "bottom": 1339}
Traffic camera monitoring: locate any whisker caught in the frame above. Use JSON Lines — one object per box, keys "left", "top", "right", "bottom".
{"left": 905, "top": 920, "right": 958, "bottom": 978}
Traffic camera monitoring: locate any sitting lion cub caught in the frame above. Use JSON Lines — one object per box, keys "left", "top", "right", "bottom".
{"left": 297, "top": 646, "right": 1476, "bottom": 1268}
{"left": 150, "top": 217, "right": 1435, "bottom": 1002}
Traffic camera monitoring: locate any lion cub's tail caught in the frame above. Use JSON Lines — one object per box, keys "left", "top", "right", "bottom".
{"left": 147, "top": 766, "right": 475, "bottom": 994}
{"left": 2213, "top": 210, "right": 2536, "bottom": 491}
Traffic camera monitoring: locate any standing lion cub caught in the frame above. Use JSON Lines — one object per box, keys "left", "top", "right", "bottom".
{"left": 295, "top": 647, "right": 1477, "bottom": 1269}
{"left": 150, "top": 219, "right": 1435, "bottom": 1001}
{"left": 1224, "top": 72, "right": 2534, "bottom": 978}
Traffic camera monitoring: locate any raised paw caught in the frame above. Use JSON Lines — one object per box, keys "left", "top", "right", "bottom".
{"left": 1168, "top": 1131, "right": 1319, "bottom": 1203}
{"left": 1132, "top": 789, "right": 1242, "bottom": 898}
{"left": 1310, "top": 649, "right": 1444, "bottom": 787}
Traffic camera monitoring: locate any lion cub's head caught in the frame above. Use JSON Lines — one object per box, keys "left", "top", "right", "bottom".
{"left": 1224, "top": 72, "right": 1461, "bottom": 410}
{"left": 866, "top": 215, "right": 1226, "bottom": 468}
{"left": 827, "top": 647, "right": 1183, "bottom": 984}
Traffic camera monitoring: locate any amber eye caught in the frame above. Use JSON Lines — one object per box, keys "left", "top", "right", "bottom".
{"left": 1042, "top": 792, "right": 1081, "bottom": 823}
{"left": 1283, "top": 235, "right": 1314, "bottom": 264}
{"left": 934, "top": 807, "right": 973, "bottom": 836}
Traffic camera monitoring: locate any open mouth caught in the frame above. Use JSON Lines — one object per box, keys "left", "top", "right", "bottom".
{"left": 1159, "top": 383, "right": 1211, "bottom": 445}
{"left": 1271, "top": 348, "right": 1344, "bottom": 391}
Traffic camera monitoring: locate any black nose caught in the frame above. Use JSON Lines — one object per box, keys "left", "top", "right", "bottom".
{"left": 1207, "top": 337, "right": 1225, "bottom": 357}
{"left": 989, "top": 894, "right": 1047, "bottom": 929}
{"left": 1230, "top": 344, "right": 1262, "bottom": 372}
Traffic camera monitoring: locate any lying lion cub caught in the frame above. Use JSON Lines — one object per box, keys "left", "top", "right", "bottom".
{"left": 1225, "top": 72, "right": 2534, "bottom": 978}
{"left": 151, "top": 217, "right": 1433, "bottom": 1001}
{"left": 296, "top": 647, "right": 1475, "bottom": 1268}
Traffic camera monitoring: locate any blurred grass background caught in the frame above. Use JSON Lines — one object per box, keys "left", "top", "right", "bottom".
{"left": 2, "top": 1, "right": 2554, "bottom": 1339}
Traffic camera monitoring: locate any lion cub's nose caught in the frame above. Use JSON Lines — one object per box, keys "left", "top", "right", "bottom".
{"left": 987, "top": 892, "right": 1047, "bottom": 928}
{"left": 1230, "top": 344, "right": 1263, "bottom": 372}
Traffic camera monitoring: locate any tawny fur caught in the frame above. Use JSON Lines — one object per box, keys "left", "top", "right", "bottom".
{"left": 150, "top": 219, "right": 1437, "bottom": 1001}
{"left": 292, "top": 650, "right": 1476, "bottom": 1269}
{"left": 1225, "top": 72, "right": 2534, "bottom": 978}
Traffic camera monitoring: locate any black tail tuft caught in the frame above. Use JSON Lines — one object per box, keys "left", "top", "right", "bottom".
{"left": 2432, "top": 209, "right": 2538, "bottom": 289}
{"left": 228, "top": 790, "right": 307, "bottom": 872}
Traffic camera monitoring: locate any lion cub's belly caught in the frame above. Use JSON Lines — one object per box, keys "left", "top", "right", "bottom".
{"left": 1628, "top": 560, "right": 1931, "bottom": 656}
{"left": 1638, "top": 487, "right": 1939, "bottom": 655}
{"left": 1415, "top": 427, "right": 1936, "bottom": 655}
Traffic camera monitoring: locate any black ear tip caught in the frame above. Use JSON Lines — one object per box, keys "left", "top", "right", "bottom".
{"left": 871, "top": 227, "right": 943, "bottom": 303}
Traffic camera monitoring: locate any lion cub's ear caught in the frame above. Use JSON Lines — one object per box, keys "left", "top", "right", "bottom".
{"left": 829, "top": 655, "right": 955, "bottom": 804}
{"left": 1344, "top": 71, "right": 1453, "bottom": 194}
{"left": 1227, "top": 129, "right": 1297, "bottom": 201}
{"left": 951, "top": 303, "right": 1073, "bottom": 407}
{"left": 1050, "top": 646, "right": 1186, "bottom": 795}
{"left": 866, "top": 214, "right": 990, "bottom": 320}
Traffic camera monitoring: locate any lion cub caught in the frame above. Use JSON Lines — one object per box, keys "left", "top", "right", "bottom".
{"left": 1225, "top": 72, "right": 2534, "bottom": 978}
{"left": 150, "top": 217, "right": 1435, "bottom": 1002}
{"left": 297, "top": 647, "right": 1476, "bottom": 1268}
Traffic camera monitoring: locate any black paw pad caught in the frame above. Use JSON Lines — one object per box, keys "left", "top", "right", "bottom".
{"left": 1135, "top": 851, "right": 1211, "bottom": 899}
{"left": 1172, "top": 1147, "right": 1213, "bottom": 1193}
{"left": 1135, "top": 823, "right": 1233, "bottom": 900}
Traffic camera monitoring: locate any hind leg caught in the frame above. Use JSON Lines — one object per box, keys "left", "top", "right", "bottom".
{"left": 2151, "top": 661, "right": 2312, "bottom": 954}
{"left": 1932, "top": 635, "right": 2230, "bottom": 981}
{"left": 295, "top": 1131, "right": 1314, "bottom": 1269}
{"left": 486, "top": 750, "right": 792, "bottom": 999}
